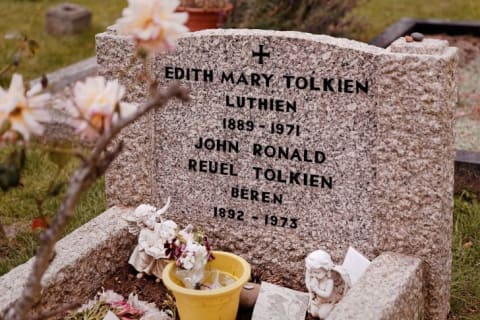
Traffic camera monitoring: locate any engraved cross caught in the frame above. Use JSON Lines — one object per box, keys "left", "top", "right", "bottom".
{"left": 252, "top": 44, "right": 270, "bottom": 64}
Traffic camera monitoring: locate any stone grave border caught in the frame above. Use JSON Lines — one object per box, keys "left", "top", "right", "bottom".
{"left": 32, "top": 57, "right": 97, "bottom": 144}
{"left": 369, "top": 18, "right": 480, "bottom": 48}
{"left": 0, "top": 207, "right": 135, "bottom": 316}
{"left": 0, "top": 207, "right": 424, "bottom": 320}
{"left": 30, "top": 56, "right": 97, "bottom": 93}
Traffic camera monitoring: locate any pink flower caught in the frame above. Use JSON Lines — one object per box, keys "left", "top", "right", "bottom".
{"left": 113, "top": 300, "right": 144, "bottom": 318}
{"left": 0, "top": 74, "right": 50, "bottom": 141}
{"left": 68, "top": 77, "right": 135, "bottom": 140}
{"left": 116, "top": 0, "right": 189, "bottom": 54}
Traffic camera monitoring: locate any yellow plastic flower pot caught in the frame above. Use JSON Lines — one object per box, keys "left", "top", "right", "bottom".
{"left": 162, "top": 251, "right": 251, "bottom": 320}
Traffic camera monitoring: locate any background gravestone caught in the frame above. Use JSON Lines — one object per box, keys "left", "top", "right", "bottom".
{"left": 96, "top": 29, "right": 457, "bottom": 319}
{"left": 46, "top": 3, "right": 92, "bottom": 36}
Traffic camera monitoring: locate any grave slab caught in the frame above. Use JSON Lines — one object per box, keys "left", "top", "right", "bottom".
{"left": 96, "top": 28, "right": 457, "bottom": 319}
{"left": 251, "top": 282, "right": 309, "bottom": 320}
{"left": 46, "top": 3, "right": 92, "bottom": 36}
{"left": 327, "top": 252, "right": 424, "bottom": 320}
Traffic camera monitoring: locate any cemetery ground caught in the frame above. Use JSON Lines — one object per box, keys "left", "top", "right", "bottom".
{"left": 0, "top": 144, "right": 106, "bottom": 275}
{"left": 0, "top": 1, "right": 480, "bottom": 319}
{"left": 0, "top": 0, "right": 124, "bottom": 82}
{"left": 349, "top": 0, "right": 480, "bottom": 41}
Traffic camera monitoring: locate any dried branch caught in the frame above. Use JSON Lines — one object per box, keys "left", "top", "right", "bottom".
{"left": 3, "top": 84, "right": 190, "bottom": 320}
{"left": 0, "top": 63, "right": 14, "bottom": 79}
{"left": 0, "top": 221, "right": 7, "bottom": 243}
{"left": 29, "top": 302, "right": 81, "bottom": 320}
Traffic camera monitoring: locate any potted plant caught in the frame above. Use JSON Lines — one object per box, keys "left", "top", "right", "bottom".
{"left": 126, "top": 202, "right": 251, "bottom": 320}
{"left": 162, "top": 251, "right": 251, "bottom": 320}
{"left": 177, "top": 0, "right": 234, "bottom": 31}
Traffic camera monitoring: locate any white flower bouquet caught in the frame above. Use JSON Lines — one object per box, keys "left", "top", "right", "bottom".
{"left": 126, "top": 201, "right": 214, "bottom": 290}
{"left": 66, "top": 289, "right": 171, "bottom": 320}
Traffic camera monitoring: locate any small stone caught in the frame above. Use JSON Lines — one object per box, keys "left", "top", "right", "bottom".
{"left": 240, "top": 282, "right": 260, "bottom": 310}
{"left": 136, "top": 272, "right": 144, "bottom": 279}
{"left": 411, "top": 32, "right": 424, "bottom": 42}
{"left": 155, "top": 278, "right": 161, "bottom": 283}
{"left": 404, "top": 35, "right": 413, "bottom": 42}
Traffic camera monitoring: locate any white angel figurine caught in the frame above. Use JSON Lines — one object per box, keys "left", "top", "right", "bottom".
{"left": 126, "top": 198, "right": 174, "bottom": 279}
{"left": 125, "top": 198, "right": 171, "bottom": 235}
{"left": 305, "top": 250, "right": 351, "bottom": 319}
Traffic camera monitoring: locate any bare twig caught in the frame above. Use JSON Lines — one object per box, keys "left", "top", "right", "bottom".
{"left": 3, "top": 84, "right": 189, "bottom": 320}
{"left": 0, "top": 64, "right": 14, "bottom": 79}
{"left": 0, "top": 221, "right": 7, "bottom": 243}
{"left": 29, "top": 302, "right": 81, "bottom": 320}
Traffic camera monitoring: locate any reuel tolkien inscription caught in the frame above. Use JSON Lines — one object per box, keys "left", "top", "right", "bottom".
{"left": 163, "top": 45, "right": 369, "bottom": 230}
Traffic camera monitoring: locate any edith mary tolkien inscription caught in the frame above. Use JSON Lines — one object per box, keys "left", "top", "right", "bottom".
{"left": 163, "top": 44, "right": 369, "bottom": 230}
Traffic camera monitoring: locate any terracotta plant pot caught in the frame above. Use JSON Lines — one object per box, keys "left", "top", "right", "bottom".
{"left": 162, "top": 251, "right": 250, "bottom": 320}
{"left": 176, "top": 2, "right": 234, "bottom": 32}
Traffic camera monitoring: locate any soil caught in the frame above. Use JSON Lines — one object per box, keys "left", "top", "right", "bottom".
{"left": 96, "top": 261, "right": 255, "bottom": 320}
{"left": 98, "top": 262, "right": 170, "bottom": 312}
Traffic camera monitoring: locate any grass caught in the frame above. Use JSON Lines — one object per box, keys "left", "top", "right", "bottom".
{"left": 348, "top": 0, "right": 480, "bottom": 41}
{"left": 451, "top": 192, "right": 480, "bottom": 320}
{"left": 0, "top": 0, "right": 126, "bottom": 81}
{"left": 0, "top": 144, "right": 106, "bottom": 275}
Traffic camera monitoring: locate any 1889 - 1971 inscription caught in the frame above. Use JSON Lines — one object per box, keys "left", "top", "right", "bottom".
{"left": 163, "top": 45, "right": 369, "bottom": 229}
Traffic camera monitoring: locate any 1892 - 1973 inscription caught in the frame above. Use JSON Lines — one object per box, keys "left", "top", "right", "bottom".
{"left": 163, "top": 45, "right": 370, "bottom": 230}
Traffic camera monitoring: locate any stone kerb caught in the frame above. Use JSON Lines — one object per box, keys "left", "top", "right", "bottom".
{"left": 327, "top": 252, "right": 424, "bottom": 320}
{"left": 96, "top": 29, "right": 457, "bottom": 319}
{"left": 34, "top": 57, "right": 98, "bottom": 145}
{"left": 0, "top": 207, "right": 135, "bottom": 316}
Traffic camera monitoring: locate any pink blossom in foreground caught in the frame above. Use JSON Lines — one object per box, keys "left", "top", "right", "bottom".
{"left": 116, "top": 0, "right": 189, "bottom": 54}
{"left": 68, "top": 76, "right": 136, "bottom": 140}
{"left": 0, "top": 74, "right": 50, "bottom": 141}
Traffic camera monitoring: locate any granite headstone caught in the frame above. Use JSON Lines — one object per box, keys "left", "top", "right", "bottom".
{"left": 96, "top": 29, "right": 457, "bottom": 319}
